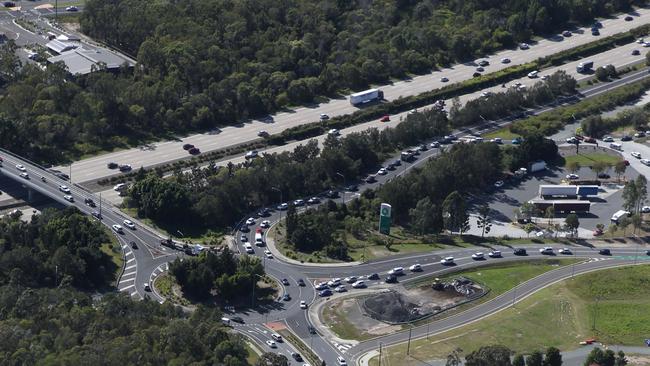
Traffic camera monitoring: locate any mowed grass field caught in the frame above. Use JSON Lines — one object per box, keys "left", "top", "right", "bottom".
{"left": 562, "top": 152, "right": 623, "bottom": 167}
{"left": 371, "top": 264, "right": 650, "bottom": 366}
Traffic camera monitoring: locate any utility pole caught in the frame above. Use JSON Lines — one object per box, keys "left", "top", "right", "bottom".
{"left": 406, "top": 326, "right": 412, "bottom": 355}
{"left": 379, "top": 342, "right": 382, "bottom": 366}
{"left": 99, "top": 192, "right": 102, "bottom": 217}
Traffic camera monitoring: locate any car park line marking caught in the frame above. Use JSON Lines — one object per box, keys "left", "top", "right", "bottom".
{"left": 120, "top": 284, "right": 135, "bottom": 291}
{"left": 125, "top": 264, "right": 137, "bottom": 270}
{"left": 121, "top": 271, "right": 136, "bottom": 279}
{"left": 126, "top": 257, "right": 135, "bottom": 263}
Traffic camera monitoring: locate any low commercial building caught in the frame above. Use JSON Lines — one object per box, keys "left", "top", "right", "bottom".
{"left": 47, "top": 47, "right": 134, "bottom": 75}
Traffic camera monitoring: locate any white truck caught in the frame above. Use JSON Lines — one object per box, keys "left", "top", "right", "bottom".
{"left": 611, "top": 210, "right": 630, "bottom": 223}
{"left": 350, "top": 88, "right": 384, "bottom": 105}
{"left": 529, "top": 160, "right": 547, "bottom": 173}
{"left": 254, "top": 228, "right": 264, "bottom": 246}
{"left": 539, "top": 185, "right": 578, "bottom": 198}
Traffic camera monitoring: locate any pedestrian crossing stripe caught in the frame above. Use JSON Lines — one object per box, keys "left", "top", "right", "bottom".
{"left": 331, "top": 341, "right": 353, "bottom": 353}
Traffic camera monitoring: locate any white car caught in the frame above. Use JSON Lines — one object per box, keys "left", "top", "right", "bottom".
{"left": 113, "top": 183, "right": 127, "bottom": 191}
{"left": 559, "top": 248, "right": 572, "bottom": 255}
{"left": 65, "top": 5, "right": 78, "bottom": 11}
{"left": 566, "top": 174, "right": 579, "bottom": 180}
{"left": 266, "top": 340, "right": 277, "bottom": 348}
{"left": 15, "top": 164, "right": 26, "bottom": 172}
{"left": 245, "top": 217, "right": 255, "bottom": 226}
{"left": 260, "top": 220, "right": 271, "bottom": 228}
{"left": 409, "top": 264, "right": 422, "bottom": 272}
{"left": 471, "top": 252, "right": 485, "bottom": 260}
{"left": 63, "top": 194, "right": 74, "bottom": 202}
{"left": 123, "top": 219, "right": 136, "bottom": 230}
{"left": 293, "top": 199, "right": 305, "bottom": 206}
{"left": 245, "top": 150, "right": 258, "bottom": 159}
{"left": 488, "top": 250, "right": 501, "bottom": 258}
{"left": 520, "top": 43, "right": 530, "bottom": 50}
{"left": 539, "top": 247, "right": 554, "bottom": 255}
{"left": 344, "top": 276, "right": 357, "bottom": 283}
{"left": 320, "top": 114, "right": 330, "bottom": 120}
{"left": 440, "top": 256, "right": 454, "bottom": 265}
{"left": 257, "top": 130, "right": 268, "bottom": 137}
{"left": 335, "top": 286, "right": 347, "bottom": 293}
{"left": 277, "top": 203, "right": 289, "bottom": 210}
{"left": 603, "top": 136, "right": 614, "bottom": 142}
{"left": 19, "top": 172, "right": 29, "bottom": 179}
{"left": 641, "top": 159, "right": 650, "bottom": 166}
{"left": 494, "top": 180, "right": 504, "bottom": 188}
{"left": 642, "top": 206, "right": 650, "bottom": 213}
{"left": 631, "top": 152, "right": 642, "bottom": 159}
{"left": 388, "top": 267, "right": 404, "bottom": 275}
{"left": 300, "top": 300, "right": 308, "bottom": 309}
{"left": 491, "top": 137, "right": 502, "bottom": 144}
{"left": 440, "top": 77, "right": 449, "bottom": 82}
{"left": 337, "top": 356, "right": 347, "bottom": 365}
{"left": 352, "top": 280, "right": 366, "bottom": 288}
{"left": 112, "top": 224, "right": 124, "bottom": 233}
{"left": 59, "top": 185, "right": 70, "bottom": 193}
{"left": 328, "top": 129, "right": 340, "bottom": 136}
{"left": 327, "top": 278, "right": 341, "bottom": 287}
{"left": 541, "top": 75, "right": 549, "bottom": 80}
{"left": 377, "top": 168, "right": 387, "bottom": 175}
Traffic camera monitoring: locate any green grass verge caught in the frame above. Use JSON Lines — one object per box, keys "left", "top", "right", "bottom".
{"left": 99, "top": 232, "right": 123, "bottom": 283}
{"left": 243, "top": 340, "right": 261, "bottom": 365}
{"left": 562, "top": 153, "right": 623, "bottom": 167}
{"left": 324, "top": 259, "right": 578, "bottom": 342}
{"left": 481, "top": 127, "right": 522, "bottom": 140}
{"left": 153, "top": 274, "right": 190, "bottom": 306}
{"left": 370, "top": 264, "right": 650, "bottom": 365}
{"left": 278, "top": 329, "right": 320, "bottom": 366}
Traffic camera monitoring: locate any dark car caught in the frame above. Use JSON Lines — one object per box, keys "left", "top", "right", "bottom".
{"left": 478, "top": 60, "right": 489, "bottom": 66}
{"left": 386, "top": 164, "right": 396, "bottom": 171}
{"left": 393, "top": 159, "right": 401, "bottom": 167}
{"left": 319, "top": 289, "right": 333, "bottom": 297}
{"left": 593, "top": 21, "right": 602, "bottom": 28}
{"left": 257, "top": 208, "right": 270, "bottom": 217}
{"left": 325, "top": 190, "right": 339, "bottom": 198}
{"left": 599, "top": 248, "right": 611, "bottom": 255}
{"left": 514, "top": 248, "right": 527, "bottom": 256}
{"left": 282, "top": 294, "right": 291, "bottom": 301}
{"left": 107, "top": 162, "right": 118, "bottom": 169}
{"left": 3, "top": 2, "right": 15, "bottom": 7}
{"left": 297, "top": 279, "right": 306, "bottom": 286}
{"left": 308, "top": 325, "right": 317, "bottom": 334}
{"left": 119, "top": 164, "right": 132, "bottom": 172}
{"left": 291, "top": 353, "right": 303, "bottom": 362}
{"left": 368, "top": 273, "right": 380, "bottom": 280}
{"left": 91, "top": 211, "right": 102, "bottom": 220}
{"left": 625, "top": 15, "right": 633, "bottom": 21}
{"left": 592, "top": 29, "right": 600, "bottom": 36}
{"left": 598, "top": 172, "right": 611, "bottom": 179}
{"left": 473, "top": 72, "right": 482, "bottom": 78}
{"left": 621, "top": 135, "right": 632, "bottom": 141}
{"left": 183, "top": 143, "right": 194, "bottom": 150}
{"left": 239, "top": 225, "right": 250, "bottom": 233}
{"left": 365, "top": 175, "right": 377, "bottom": 183}
{"left": 281, "top": 278, "right": 290, "bottom": 286}
{"left": 130, "top": 241, "right": 138, "bottom": 249}
{"left": 646, "top": 250, "right": 650, "bottom": 256}
{"left": 633, "top": 49, "right": 641, "bottom": 56}
{"left": 189, "top": 147, "right": 201, "bottom": 155}
{"left": 385, "top": 274, "right": 398, "bottom": 283}
{"left": 231, "top": 316, "right": 245, "bottom": 324}
{"left": 345, "top": 184, "right": 358, "bottom": 192}
{"left": 84, "top": 198, "right": 96, "bottom": 207}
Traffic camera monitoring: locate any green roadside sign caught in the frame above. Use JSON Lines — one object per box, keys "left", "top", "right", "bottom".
{"left": 379, "top": 203, "right": 391, "bottom": 235}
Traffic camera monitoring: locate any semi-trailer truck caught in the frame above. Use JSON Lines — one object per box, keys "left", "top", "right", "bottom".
{"left": 350, "top": 88, "right": 384, "bottom": 105}
{"left": 529, "top": 199, "right": 590, "bottom": 214}
{"left": 577, "top": 61, "right": 594, "bottom": 73}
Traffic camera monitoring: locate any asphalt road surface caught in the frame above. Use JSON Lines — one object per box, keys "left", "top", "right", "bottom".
{"left": 53, "top": 7, "right": 650, "bottom": 184}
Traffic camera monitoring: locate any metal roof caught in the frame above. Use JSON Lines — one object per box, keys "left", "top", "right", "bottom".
{"left": 47, "top": 47, "right": 133, "bottom": 75}
{"left": 45, "top": 39, "right": 77, "bottom": 54}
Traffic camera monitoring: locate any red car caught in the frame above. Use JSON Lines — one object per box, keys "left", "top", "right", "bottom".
{"left": 380, "top": 115, "right": 390, "bottom": 122}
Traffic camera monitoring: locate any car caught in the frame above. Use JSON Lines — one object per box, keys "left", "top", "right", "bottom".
{"left": 337, "top": 356, "right": 347, "bottom": 365}
{"left": 598, "top": 172, "right": 610, "bottom": 179}
{"left": 621, "top": 135, "right": 632, "bottom": 141}
{"left": 388, "top": 267, "right": 404, "bottom": 276}
{"left": 632, "top": 49, "right": 641, "bottom": 56}
{"left": 297, "top": 278, "right": 305, "bottom": 286}
{"left": 230, "top": 316, "right": 244, "bottom": 324}
{"left": 240, "top": 234, "right": 248, "bottom": 242}
{"left": 307, "top": 197, "right": 320, "bottom": 205}
{"left": 635, "top": 132, "right": 646, "bottom": 138}
{"left": 143, "top": 283, "right": 151, "bottom": 292}
{"left": 327, "top": 278, "right": 342, "bottom": 287}
{"left": 377, "top": 168, "right": 387, "bottom": 175}
{"left": 562, "top": 30, "right": 572, "bottom": 37}
{"left": 476, "top": 66, "right": 484, "bottom": 72}
{"left": 599, "top": 248, "right": 611, "bottom": 255}
{"left": 559, "top": 248, "right": 572, "bottom": 255}
{"left": 239, "top": 225, "right": 250, "bottom": 233}
{"left": 113, "top": 183, "right": 127, "bottom": 192}
{"left": 119, "top": 164, "right": 132, "bottom": 172}
{"left": 319, "top": 289, "right": 333, "bottom": 297}
{"left": 592, "top": 29, "right": 600, "bottom": 36}
{"left": 352, "top": 280, "right": 366, "bottom": 288}
{"left": 625, "top": 15, "right": 633, "bottom": 21}
{"left": 245, "top": 217, "right": 255, "bottom": 226}
{"left": 514, "top": 248, "right": 527, "bottom": 256}
{"left": 293, "top": 199, "right": 305, "bottom": 206}
{"left": 320, "top": 114, "right": 330, "bottom": 120}
{"left": 107, "top": 162, "right": 118, "bottom": 169}
{"left": 266, "top": 340, "right": 277, "bottom": 348}
{"left": 63, "top": 194, "right": 77, "bottom": 203}
{"left": 65, "top": 6, "right": 78, "bottom": 11}
{"left": 277, "top": 202, "right": 289, "bottom": 210}
{"left": 393, "top": 159, "right": 401, "bottom": 167}
{"left": 335, "top": 286, "right": 347, "bottom": 293}
{"left": 440, "top": 77, "right": 449, "bottom": 82}
{"left": 15, "top": 164, "right": 26, "bottom": 172}
{"left": 123, "top": 219, "right": 136, "bottom": 230}
{"left": 430, "top": 141, "right": 440, "bottom": 148}
{"left": 603, "top": 136, "right": 614, "bottom": 142}
{"left": 539, "top": 247, "right": 554, "bottom": 255}
{"left": 325, "top": 190, "right": 339, "bottom": 198}
{"left": 488, "top": 250, "right": 501, "bottom": 258}
{"left": 494, "top": 180, "right": 504, "bottom": 188}
{"left": 260, "top": 220, "right": 271, "bottom": 228}
{"left": 478, "top": 60, "right": 489, "bottom": 67}
{"left": 308, "top": 325, "right": 317, "bottom": 335}
{"left": 632, "top": 152, "right": 642, "bottom": 159}
{"left": 188, "top": 147, "right": 200, "bottom": 155}
{"left": 300, "top": 300, "right": 307, "bottom": 309}
{"left": 257, "top": 130, "right": 269, "bottom": 137}
{"left": 112, "top": 224, "right": 123, "bottom": 233}
{"left": 409, "top": 264, "right": 422, "bottom": 272}
{"left": 271, "top": 333, "right": 283, "bottom": 342}
{"left": 512, "top": 137, "right": 522, "bottom": 145}
{"left": 566, "top": 174, "right": 579, "bottom": 180}
{"left": 315, "top": 283, "right": 329, "bottom": 291}
{"left": 386, "top": 163, "right": 396, "bottom": 171}
{"left": 281, "top": 278, "right": 290, "bottom": 286}
{"left": 282, "top": 294, "right": 291, "bottom": 301}
{"left": 91, "top": 211, "right": 102, "bottom": 220}
{"left": 520, "top": 43, "right": 530, "bottom": 50}
{"left": 368, "top": 273, "right": 380, "bottom": 280}
{"left": 264, "top": 250, "right": 273, "bottom": 258}
{"left": 245, "top": 150, "right": 258, "bottom": 159}
{"left": 130, "top": 241, "right": 137, "bottom": 249}
{"left": 385, "top": 275, "right": 398, "bottom": 283}
{"left": 182, "top": 144, "right": 194, "bottom": 150}
{"left": 471, "top": 252, "right": 485, "bottom": 260}
{"left": 328, "top": 129, "right": 340, "bottom": 136}
{"left": 84, "top": 198, "right": 96, "bottom": 207}
{"left": 642, "top": 206, "right": 650, "bottom": 213}
{"left": 472, "top": 72, "right": 481, "bottom": 77}
{"left": 291, "top": 353, "right": 303, "bottom": 362}
{"left": 440, "top": 256, "right": 454, "bottom": 265}
{"left": 501, "top": 58, "right": 511, "bottom": 64}
{"left": 365, "top": 175, "right": 377, "bottom": 183}
{"left": 584, "top": 137, "right": 596, "bottom": 143}
{"left": 343, "top": 276, "right": 357, "bottom": 283}
{"left": 380, "top": 115, "right": 390, "bottom": 122}
{"left": 624, "top": 160, "right": 630, "bottom": 166}
{"left": 345, "top": 184, "right": 358, "bottom": 191}
{"left": 419, "top": 144, "right": 428, "bottom": 151}
{"left": 3, "top": 1, "right": 15, "bottom": 7}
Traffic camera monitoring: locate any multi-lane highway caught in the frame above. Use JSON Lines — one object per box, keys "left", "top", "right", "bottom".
{"left": 54, "top": 7, "right": 650, "bottom": 185}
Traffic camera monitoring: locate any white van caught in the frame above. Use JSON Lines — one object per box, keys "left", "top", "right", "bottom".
{"left": 221, "top": 317, "right": 231, "bottom": 326}
{"left": 271, "top": 333, "right": 283, "bottom": 342}
{"left": 611, "top": 210, "right": 630, "bottom": 223}
{"left": 610, "top": 143, "right": 622, "bottom": 150}
{"left": 527, "top": 71, "right": 539, "bottom": 78}
{"left": 388, "top": 267, "right": 404, "bottom": 275}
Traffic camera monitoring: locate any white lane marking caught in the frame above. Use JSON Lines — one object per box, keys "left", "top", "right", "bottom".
{"left": 120, "top": 284, "right": 135, "bottom": 291}
{"left": 124, "top": 264, "right": 137, "bottom": 270}
{"left": 126, "top": 257, "right": 135, "bottom": 263}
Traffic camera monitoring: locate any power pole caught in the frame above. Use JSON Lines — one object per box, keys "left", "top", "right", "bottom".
{"left": 406, "top": 327, "right": 412, "bottom": 355}
{"left": 379, "top": 342, "right": 382, "bottom": 366}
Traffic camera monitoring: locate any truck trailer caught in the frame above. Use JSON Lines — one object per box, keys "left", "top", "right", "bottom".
{"left": 350, "top": 88, "right": 384, "bottom": 105}
{"left": 577, "top": 61, "right": 594, "bottom": 73}
{"left": 529, "top": 199, "right": 590, "bottom": 214}
{"left": 539, "top": 185, "right": 578, "bottom": 198}
{"left": 577, "top": 185, "right": 599, "bottom": 197}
